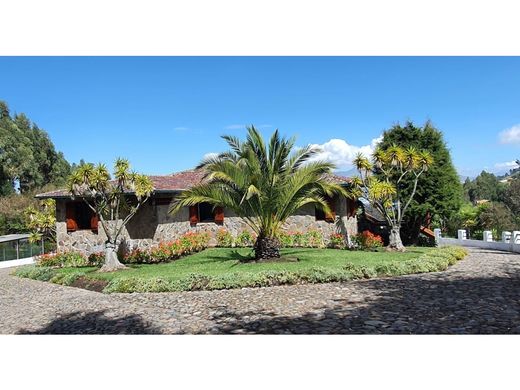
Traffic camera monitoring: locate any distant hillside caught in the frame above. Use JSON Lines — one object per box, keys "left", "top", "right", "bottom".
{"left": 497, "top": 161, "right": 520, "bottom": 180}
{"left": 334, "top": 168, "right": 359, "bottom": 178}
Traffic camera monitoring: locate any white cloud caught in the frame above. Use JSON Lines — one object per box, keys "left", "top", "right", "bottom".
{"left": 499, "top": 124, "right": 520, "bottom": 144}
{"left": 202, "top": 152, "right": 219, "bottom": 160}
{"left": 224, "top": 124, "right": 272, "bottom": 130}
{"left": 174, "top": 126, "right": 189, "bottom": 131}
{"left": 306, "top": 136, "right": 383, "bottom": 170}
{"left": 494, "top": 160, "right": 518, "bottom": 171}
{"left": 224, "top": 124, "right": 245, "bottom": 130}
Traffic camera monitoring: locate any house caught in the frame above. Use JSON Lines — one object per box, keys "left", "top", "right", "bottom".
{"left": 36, "top": 169, "right": 359, "bottom": 255}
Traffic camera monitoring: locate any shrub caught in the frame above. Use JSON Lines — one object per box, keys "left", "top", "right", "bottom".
{"left": 150, "top": 242, "right": 174, "bottom": 263}
{"left": 103, "top": 277, "right": 177, "bottom": 293}
{"left": 14, "top": 266, "right": 55, "bottom": 281}
{"left": 278, "top": 230, "right": 325, "bottom": 248}
{"left": 123, "top": 248, "right": 150, "bottom": 264}
{"left": 50, "top": 271, "right": 86, "bottom": 286}
{"left": 35, "top": 253, "right": 62, "bottom": 267}
{"left": 329, "top": 233, "right": 345, "bottom": 249}
{"left": 292, "top": 231, "right": 305, "bottom": 247}
{"left": 122, "top": 231, "right": 211, "bottom": 264}
{"left": 235, "top": 231, "right": 255, "bottom": 247}
{"left": 35, "top": 251, "right": 90, "bottom": 268}
{"left": 306, "top": 230, "right": 324, "bottom": 248}
{"left": 417, "top": 235, "right": 436, "bottom": 247}
{"left": 216, "top": 229, "right": 234, "bottom": 247}
{"left": 353, "top": 230, "right": 383, "bottom": 250}
{"left": 278, "top": 231, "right": 294, "bottom": 248}
{"left": 87, "top": 252, "right": 105, "bottom": 267}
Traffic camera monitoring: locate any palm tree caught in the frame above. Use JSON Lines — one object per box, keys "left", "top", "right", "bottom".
{"left": 170, "top": 126, "right": 353, "bottom": 260}
{"left": 353, "top": 145, "right": 433, "bottom": 251}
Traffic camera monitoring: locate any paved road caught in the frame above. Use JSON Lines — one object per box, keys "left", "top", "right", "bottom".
{"left": 1, "top": 248, "right": 519, "bottom": 334}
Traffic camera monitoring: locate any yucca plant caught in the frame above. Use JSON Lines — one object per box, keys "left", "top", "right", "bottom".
{"left": 67, "top": 158, "right": 154, "bottom": 271}
{"left": 25, "top": 198, "right": 57, "bottom": 244}
{"left": 353, "top": 145, "right": 433, "bottom": 251}
{"left": 170, "top": 126, "right": 354, "bottom": 260}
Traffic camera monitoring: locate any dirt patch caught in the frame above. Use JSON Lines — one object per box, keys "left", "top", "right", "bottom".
{"left": 71, "top": 277, "right": 109, "bottom": 293}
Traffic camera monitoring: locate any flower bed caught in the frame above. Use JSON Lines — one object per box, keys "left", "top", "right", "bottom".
{"left": 35, "top": 251, "right": 101, "bottom": 268}
{"left": 34, "top": 231, "right": 211, "bottom": 268}
{"left": 124, "top": 231, "right": 210, "bottom": 264}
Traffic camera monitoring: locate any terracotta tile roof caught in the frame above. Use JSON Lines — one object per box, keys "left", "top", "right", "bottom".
{"left": 148, "top": 169, "right": 207, "bottom": 191}
{"left": 35, "top": 169, "right": 351, "bottom": 199}
{"left": 323, "top": 173, "right": 352, "bottom": 184}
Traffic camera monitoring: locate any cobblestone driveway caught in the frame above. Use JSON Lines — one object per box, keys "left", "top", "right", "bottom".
{"left": 1, "top": 248, "right": 519, "bottom": 334}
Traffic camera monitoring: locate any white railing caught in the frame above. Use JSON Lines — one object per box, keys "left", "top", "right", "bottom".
{"left": 434, "top": 229, "right": 520, "bottom": 253}
{"left": 0, "top": 256, "right": 35, "bottom": 269}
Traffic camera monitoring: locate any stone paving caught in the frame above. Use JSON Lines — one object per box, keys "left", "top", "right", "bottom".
{"left": 1, "top": 247, "right": 519, "bottom": 334}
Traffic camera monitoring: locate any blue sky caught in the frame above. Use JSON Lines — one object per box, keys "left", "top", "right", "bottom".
{"left": 1, "top": 57, "right": 519, "bottom": 177}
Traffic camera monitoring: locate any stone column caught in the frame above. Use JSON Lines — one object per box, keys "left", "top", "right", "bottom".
{"left": 513, "top": 231, "right": 520, "bottom": 245}
{"left": 502, "top": 231, "right": 511, "bottom": 243}
{"left": 457, "top": 229, "right": 467, "bottom": 240}
{"left": 483, "top": 231, "right": 493, "bottom": 242}
{"left": 434, "top": 228, "right": 442, "bottom": 245}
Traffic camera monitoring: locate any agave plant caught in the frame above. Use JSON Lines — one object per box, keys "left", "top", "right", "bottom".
{"left": 353, "top": 144, "right": 433, "bottom": 251}
{"left": 170, "top": 126, "right": 354, "bottom": 260}
{"left": 67, "top": 158, "right": 154, "bottom": 271}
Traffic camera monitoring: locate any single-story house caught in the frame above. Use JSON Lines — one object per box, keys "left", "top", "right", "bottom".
{"left": 36, "top": 169, "right": 359, "bottom": 255}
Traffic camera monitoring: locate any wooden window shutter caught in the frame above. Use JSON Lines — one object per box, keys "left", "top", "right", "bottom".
{"left": 189, "top": 205, "right": 199, "bottom": 225}
{"left": 325, "top": 197, "right": 336, "bottom": 223}
{"left": 214, "top": 206, "right": 224, "bottom": 224}
{"left": 66, "top": 202, "right": 78, "bottom": 231}
{"left": 90, "top": 214, "right": 99, "bottom": 232}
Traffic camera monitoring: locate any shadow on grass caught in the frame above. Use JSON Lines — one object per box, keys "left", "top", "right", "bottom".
{"left": 17, "top": 310, "right": 162, "bottom": 334}
{"left": 205, "top": 271, "right": 520, "bottom": 334}
{"left": 198, "top": 249, "right": 255, "bottom": 264}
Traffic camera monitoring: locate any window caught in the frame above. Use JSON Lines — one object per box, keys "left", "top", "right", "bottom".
{"left": 315, "top": 207, "right": 326, "bottom": 221}
{"left": 189, "top": 203, "right": 224, "bottom": 225}
{"left": 198, "top": 202, "right": 214, "bottom": 222}
{"left": 155, "top": 197, "right": 172, "bottom": 206}
{"left": 315, "top": 196, "right": 335, "bottom": 223}
{"left": 66, "top": 201, "right": 98, "bottom": 233}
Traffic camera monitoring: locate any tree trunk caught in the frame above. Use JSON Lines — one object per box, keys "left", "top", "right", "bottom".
{"left": 254, "top": 235, "right": 281, "bottom": 260}
{"left": 99, "top": 242, "right": 127, "bottom": 272}
{"left": 388, "top": 226, "right": 406, "bottom": 252}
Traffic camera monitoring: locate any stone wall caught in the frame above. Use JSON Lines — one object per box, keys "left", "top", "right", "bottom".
{"left": 55, "top": 197, "right": 358, "bottom": 255}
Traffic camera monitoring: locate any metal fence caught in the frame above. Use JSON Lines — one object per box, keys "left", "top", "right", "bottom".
{"left": 0, "top": 234, "right": 44, "bottom": 262}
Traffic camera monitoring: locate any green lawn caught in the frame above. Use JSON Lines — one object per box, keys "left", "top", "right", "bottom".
{"left": 15, "top": 246, "right": 469, "bottom": 293}
{"left": 60, "top": 246, "right": 432, "bottom": 282}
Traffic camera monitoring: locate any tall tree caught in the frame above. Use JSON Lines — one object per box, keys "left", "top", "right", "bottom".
{"left": 376, "top": 121, "right": 463, "bottom": 243}
{"left": 353, "top": 145, "right": 433, "bottom": 251}
{"left": 503, "top": 177, "right": 520, "bottom": 225}
{"left": 477, "top": 202, "right": 516, "bottom": 235}
{"left": 464, "top": 171, "right": 506, "bottom": 203}
{"left": 170, "top": 126, "right": 352, "bottom": 260}
{"left": 0, "top": 100, "right": 71, "bottom": 195}
{"left": 68, "top": 159, "right": 154, "bottom": 271}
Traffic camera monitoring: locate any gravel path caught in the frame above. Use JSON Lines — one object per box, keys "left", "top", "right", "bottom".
{"left": 1, "top": 247, "right": 519, "bottom": 334}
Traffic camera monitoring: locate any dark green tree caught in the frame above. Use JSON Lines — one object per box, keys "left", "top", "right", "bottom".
{"left": 464, "top": 171, "right": 505, "bottom": 203}
{"left": 0, "top": 100, "right": 71, "bottom": 194}
{"left": 477, "top": 202, "right": 516, "bottom": 236}
{"left": 503, "top": 177, "right": 520, "bottom": 225}
{"left": 376, "top": 121, "right": 463, "bottom": 244}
